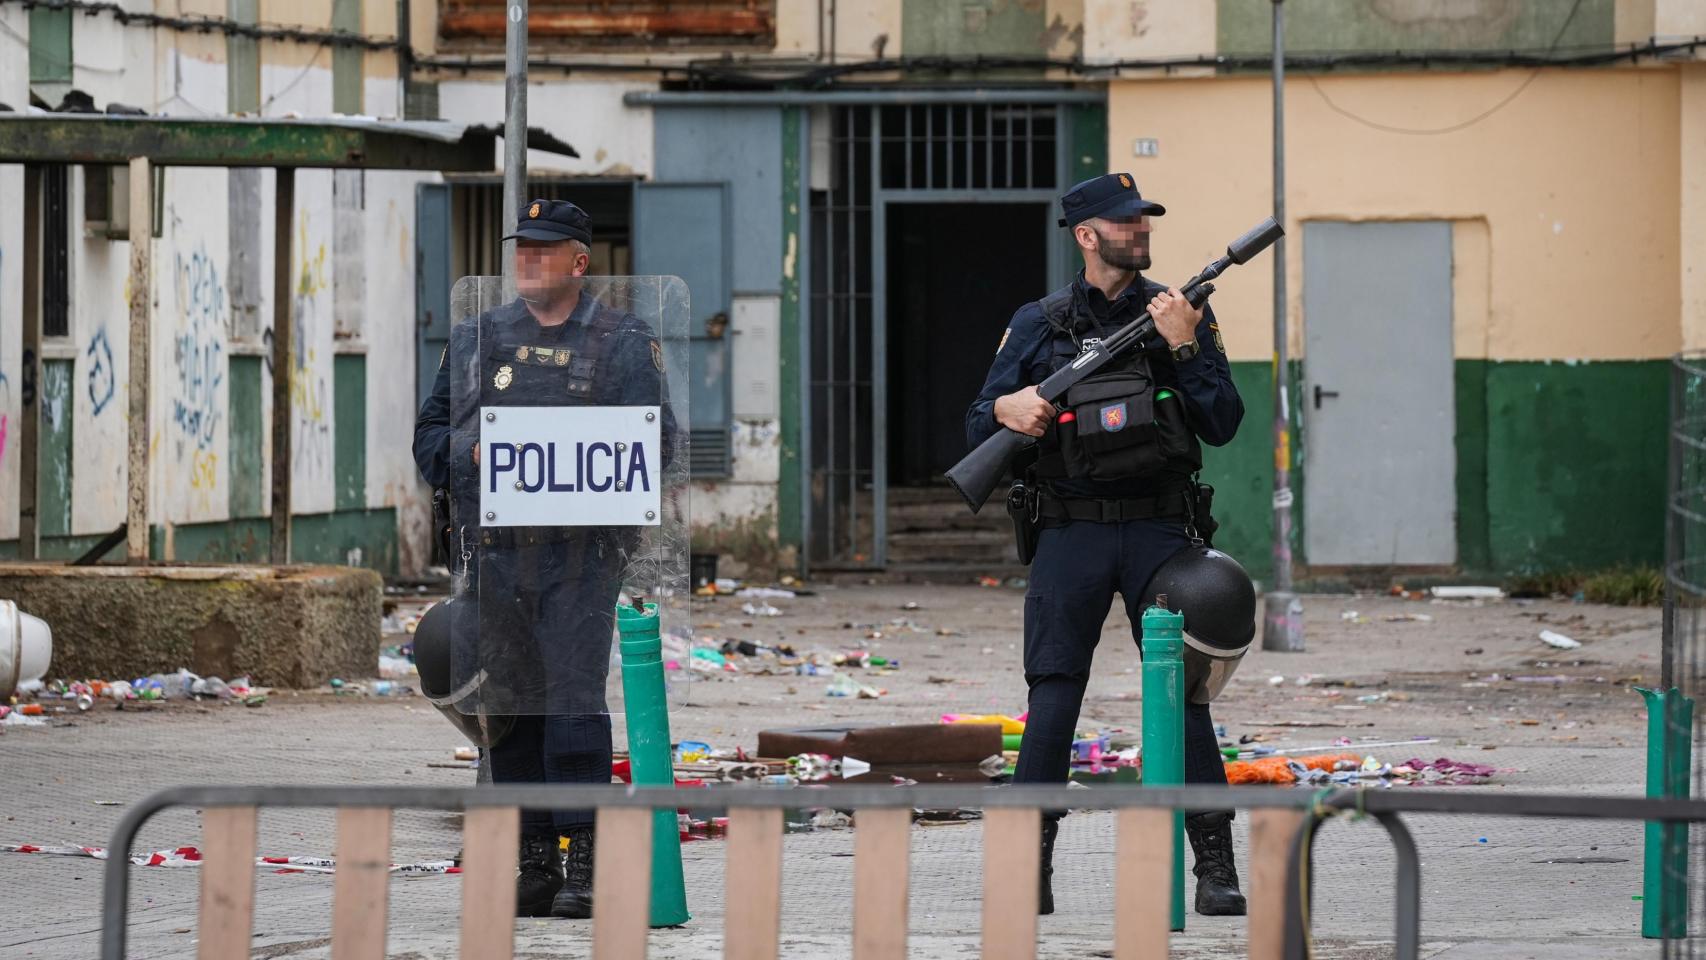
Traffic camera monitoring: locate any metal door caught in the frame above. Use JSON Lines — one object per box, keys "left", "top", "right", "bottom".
{"left": 633, "top": 181, "right": 732, "bottom": 476}
{"left": 1303, "top": 220, "right": 1455, "bottom": 566}
{"left": 414, "top": 182, "right": 451, "bottom": 411}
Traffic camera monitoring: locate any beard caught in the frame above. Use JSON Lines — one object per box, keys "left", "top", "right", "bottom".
{"left": 1093, "top": 225, "right": 1151, "bottom": 272}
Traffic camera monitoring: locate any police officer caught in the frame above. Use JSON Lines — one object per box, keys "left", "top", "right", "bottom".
{"left": 413, "top": 199, "right": 672, "bottom": 919}
{"left": 966, "top": 174, "right": 1247, "bottom": 916}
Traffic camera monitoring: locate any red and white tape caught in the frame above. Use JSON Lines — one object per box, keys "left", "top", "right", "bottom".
{"left": 4, "top": 842, "right": 460, "bottom": 874}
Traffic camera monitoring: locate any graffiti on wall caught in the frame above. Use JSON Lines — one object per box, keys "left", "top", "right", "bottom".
{"left": 171, "top": 246, "right": 225, "bottom": 458}
{"left": 86, "top": 327, "right": 115, "bottom": 416}
{"left": 291, "top": 214, "right": 331, "bottom": 476}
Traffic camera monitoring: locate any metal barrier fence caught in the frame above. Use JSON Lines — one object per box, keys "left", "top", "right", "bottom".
{"left": 1666, "top": 352, "right": 1706, "bottom": 954}
{"left": 98, "top": 783, "right": 1706, "bottom": 960}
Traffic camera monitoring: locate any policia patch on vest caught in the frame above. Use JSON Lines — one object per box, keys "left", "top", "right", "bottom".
{"left": 1209, "top": 321, "right": 1224, "bottom": 353}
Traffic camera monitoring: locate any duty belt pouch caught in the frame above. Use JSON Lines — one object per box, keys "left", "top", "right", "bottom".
{"left": 1057, "top": 356, "right": 1164, "bottom": 480}
{"left": 1006, "top": 480, "right": 1041, "bottom": 565}
{"left": 1191, "top": 480, "right": 1220, "bottom": 547}
{"left": 431, "top": 488, "right": 454, "bottom": 562}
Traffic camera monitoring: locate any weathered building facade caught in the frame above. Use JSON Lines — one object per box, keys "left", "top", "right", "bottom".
{"left": 3, "top": 0, "right": 1702, "bottom": 581}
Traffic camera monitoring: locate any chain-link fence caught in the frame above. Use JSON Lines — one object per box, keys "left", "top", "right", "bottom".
{"left": 1664, "top": 353, "right": 1706, "bottom": 955}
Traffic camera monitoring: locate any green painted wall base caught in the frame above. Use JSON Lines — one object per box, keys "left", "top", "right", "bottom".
{"left": 0, "top": 507, "right": 399, "bottom": 575}
{"left": 1201, "top": 359, "right": 1665, "bottom": 582}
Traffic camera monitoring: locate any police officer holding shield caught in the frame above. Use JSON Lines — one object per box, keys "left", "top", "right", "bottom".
{"left": 413, "top": 199, "right": 672, "bottom": 919}
{"left": 966, "top": 174, "right": 1252, "bottom": 916}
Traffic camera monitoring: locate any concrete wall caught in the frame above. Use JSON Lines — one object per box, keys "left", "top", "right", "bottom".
{"left": 0, "top": 4, "right": 428, "bottom": 572}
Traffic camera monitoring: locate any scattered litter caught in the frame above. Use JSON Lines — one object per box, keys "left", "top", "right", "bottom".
{"left": 1225, "top": 754, "right": 1362, "bottom": 785}
{"left": 941, "top": 713, "right": 1027, "bottom": 735}
{"left": 1533, "top": 856, "right": 1629, "bottom": 864}
{"left": 1539, "top": 630, "right": 1582, "bottom": 650}
{"left": 1463, "top": 647, "right": 1485, "bottom": 655}
{"left": 741, "top": 602, "right": 784, "bottom": 618}
{"left": 1384, "top": 613, "right": 1433, "bottom": 623}
{"left": 735, "top": 587, "right": 796, "bottom": 599}
{"left": 1432, "top": 586, "right": 1506, "bottom": 600}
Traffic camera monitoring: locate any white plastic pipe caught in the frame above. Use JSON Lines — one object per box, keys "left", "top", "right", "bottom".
{"left": 0, "top": 599, "right": 53, "bottom": 695}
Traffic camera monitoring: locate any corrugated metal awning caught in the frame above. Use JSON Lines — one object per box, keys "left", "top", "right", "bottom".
{"left": 0, "top": 113, "right": 576, "bottom": 169}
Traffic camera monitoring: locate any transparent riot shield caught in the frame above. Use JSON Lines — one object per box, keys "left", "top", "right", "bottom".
{"left": 426, "top": 275, "right": 689, "bottom": 731}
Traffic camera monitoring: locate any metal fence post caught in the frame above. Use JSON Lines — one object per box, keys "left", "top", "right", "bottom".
{"left": 618, "top": 601, "right": 691, "bottom": 927}
{"left": 1141, "top": 603, "right": 1186, "bottom": 932}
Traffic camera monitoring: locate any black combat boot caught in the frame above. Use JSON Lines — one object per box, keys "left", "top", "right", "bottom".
{"left": 516, "top": 831, "right": 564, "bottom": 918}
{"left": 551, "top": 824, "right": 596, "bottom": 919}
{"left": 1038, "top": 817, "right": 1060, "bottom": 915}
{"left": 1185, "top": 811, "right": 1247, "bottom": 916}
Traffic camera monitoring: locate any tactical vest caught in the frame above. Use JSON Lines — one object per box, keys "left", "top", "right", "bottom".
{"left": 1032, "top": 282, "right": 1202, "bottom": 484}
{"left": 478, "top": 302, "right": 628, "bottom": 407}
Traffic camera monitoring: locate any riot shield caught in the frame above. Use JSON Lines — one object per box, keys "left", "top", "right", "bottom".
{"left": 426, "top": 275, "right": 690, "bottom": 727}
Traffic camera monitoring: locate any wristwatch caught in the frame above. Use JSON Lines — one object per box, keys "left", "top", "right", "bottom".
{"left": 1170, "top": 339, "right": 1201, "bottom": 363}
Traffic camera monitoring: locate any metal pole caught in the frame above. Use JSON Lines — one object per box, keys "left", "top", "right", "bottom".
{"left": 269, "top": 168, "right": 296, "bottom": 565}
{"left": 502, "top": 0, "right": 527, "bottom": 299}
{"left": 126, "top": 157, "right": 153, "bottom": 563}
{"left": 18, "top": 164, "right": 41, "bottom": 561}
{"left": 396, "top": 0, "right": 413, "bottom": 118}
{"left": 1262, "top": 0, "right": 1305, "bottom": 652}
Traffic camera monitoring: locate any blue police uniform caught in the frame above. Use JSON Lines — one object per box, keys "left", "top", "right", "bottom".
{"left": 966, "top": 272, "right": 1241, "bottom": 790}
{"left": 413, "top": 216, "right": 675, "bottom": 840}
{"left": 964, "top": 174, "right": 1249, "bottom": 916}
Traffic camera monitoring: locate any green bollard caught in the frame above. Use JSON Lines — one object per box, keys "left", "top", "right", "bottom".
{"left": 1141, "top": 603, "right": 1187, "bottom": 933}
{"left": 617, "top": 602, "right": 691, "bottom": 927}
{"left": 1638, "top": 687, "right": 1692, "bottom": 939}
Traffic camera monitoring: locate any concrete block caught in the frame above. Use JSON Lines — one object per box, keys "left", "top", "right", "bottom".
{"left": 0, "top": 564, "right": 381, "bottom": 688}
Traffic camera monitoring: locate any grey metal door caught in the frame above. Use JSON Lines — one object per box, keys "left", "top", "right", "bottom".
{"left": 1303, "top": 220, "right": 1455, "bottom": 566}
{"left": 633, "top": 181, "right": 732, "bottom": 476}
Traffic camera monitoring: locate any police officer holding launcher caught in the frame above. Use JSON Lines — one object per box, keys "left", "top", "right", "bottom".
{"left": 966, "top": 174, "right": 1248, "bottom": 916}
{"left": 413, "top": 199, "right": 671, "bottom": 919}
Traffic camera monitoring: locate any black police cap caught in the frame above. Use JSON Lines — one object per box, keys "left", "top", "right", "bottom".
{"left": 502, "top": 198, "right": 593, "bottom": 244}
{"left": 1057, "top": 173, "right": 1166, "bottom": 228}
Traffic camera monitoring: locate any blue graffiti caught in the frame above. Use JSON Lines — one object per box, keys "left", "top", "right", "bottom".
{"left": 172, "top": 248, "right": 225, "bottom": 451}
{"left": 86, "top": 327, "right": 115, "bottom": 415}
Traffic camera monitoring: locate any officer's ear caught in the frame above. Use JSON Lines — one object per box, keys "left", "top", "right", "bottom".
{"left": 1073, "top": 221, "right": 1099, "bottom": 253}
{"left": 569, "top": 241, "right": 592, "bottom": 277}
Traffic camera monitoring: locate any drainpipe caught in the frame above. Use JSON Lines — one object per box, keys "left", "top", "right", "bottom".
{"left": 502, "top": 0, "right": 527, "bottom": 298}
{"left": 1262, "top": 0, "right": 1305, "bottom": 653}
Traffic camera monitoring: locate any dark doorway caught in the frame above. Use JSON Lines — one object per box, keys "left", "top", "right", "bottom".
{"left": 887, "top": 202, "right": 1048, "bottom": 486}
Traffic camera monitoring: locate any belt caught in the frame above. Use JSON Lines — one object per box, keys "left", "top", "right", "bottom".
{"left": 1037, "top": 487, "right": 1191, "bottom": 526}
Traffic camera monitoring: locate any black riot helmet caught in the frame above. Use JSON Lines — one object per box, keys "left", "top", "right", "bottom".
{"left": 1144, "top": 545, "right": 1256, "bottom": 703}
{"left": 413, "top": 598, "right": 514, "bottom": 748}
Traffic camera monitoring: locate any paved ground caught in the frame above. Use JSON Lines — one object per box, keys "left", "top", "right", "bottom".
{"left": 0, "top": 582, "right": 1687, "bottom": 958}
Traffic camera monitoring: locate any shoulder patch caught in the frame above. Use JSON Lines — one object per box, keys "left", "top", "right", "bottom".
{"left": 438, "top": 345, "right": 448, "bottom": 369}
{"left": 650, "top": 339, "right": 664, "bottom": 372}
{"left": 1209, "top": 321, "right": 1225, "bottom": 353}
{"left": 996, "top": 329, "right": 1011, "bottom": 354}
